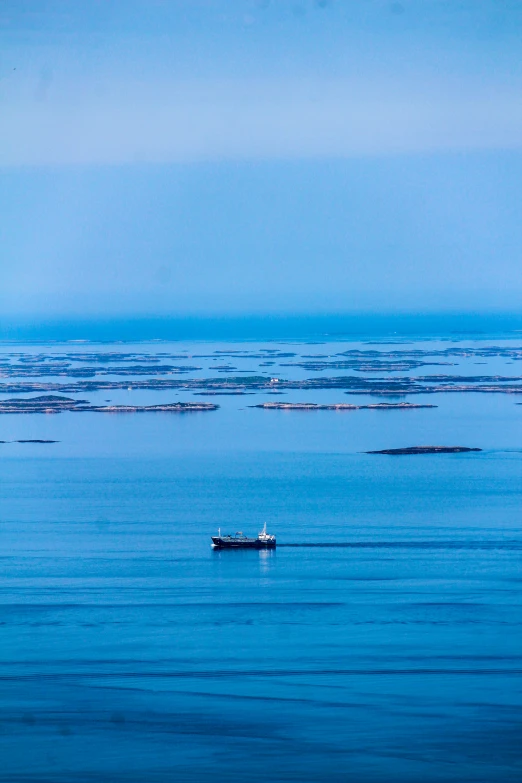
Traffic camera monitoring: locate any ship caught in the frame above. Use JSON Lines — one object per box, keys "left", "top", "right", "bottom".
{"left": 211, "top": 523, "right": 276, "bottom": 549}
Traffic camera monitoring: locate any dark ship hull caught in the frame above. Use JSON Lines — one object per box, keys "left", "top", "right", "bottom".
{"left": 211, "top": 535, "right": 276, "bottom": 550}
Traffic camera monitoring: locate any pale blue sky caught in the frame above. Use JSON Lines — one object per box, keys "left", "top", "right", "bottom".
{"left": 1, "top": 1, "right": 521, "bottom": 317}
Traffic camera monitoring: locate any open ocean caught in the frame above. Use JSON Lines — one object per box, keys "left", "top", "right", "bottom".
{"left": 1, "top": 333, "right": 521, "bottom": 782}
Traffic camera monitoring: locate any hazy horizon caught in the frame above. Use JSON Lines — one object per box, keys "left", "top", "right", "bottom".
{"left": 2, "top": 1, "right": 521, "bottom": 318}
{"left": 2, "top": 312, "right": 522, "bottom": 344}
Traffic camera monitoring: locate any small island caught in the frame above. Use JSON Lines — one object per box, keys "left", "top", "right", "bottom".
{"left": 366, "top": 446, "right": 482, "bottom": 455}
{"left": 0, "top": 439, "right": 59, "bottom": 444}
{"left": 0, "top": 395, "right": 219, "bottom": 414}
{"left": 192, "top": 390, "right": 254, "bottom": 396}
{"left": 252, "top": 402, "right": 436, "bottom": 411}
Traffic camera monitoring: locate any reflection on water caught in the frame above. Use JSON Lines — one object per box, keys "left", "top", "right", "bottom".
{"left": 211, "top": 546, "right": 276, "bottom": 574}
{"left": 258, "top": 547, "right": 275, "bottom": 574}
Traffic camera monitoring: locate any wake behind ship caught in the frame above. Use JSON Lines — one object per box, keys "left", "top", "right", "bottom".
{"left": 211, "top": 523, "right": 276, "bottom": 549}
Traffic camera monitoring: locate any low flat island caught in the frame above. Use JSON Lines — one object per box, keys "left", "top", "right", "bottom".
{"left": 366, "top": 446, "right": 482, "bottom": 455}
{"left": 0, "top": 439, "right": 59, "bottom": 444}
{"left": 252, "top": 402, "right": 436, "bottom": 411}
{"left": 0, "top": 395, "right": 219, "bottom": 414}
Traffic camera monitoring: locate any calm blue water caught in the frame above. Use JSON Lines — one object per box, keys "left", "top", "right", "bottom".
{"left": 1, "top": 337, "right": 521, "bottom": 781}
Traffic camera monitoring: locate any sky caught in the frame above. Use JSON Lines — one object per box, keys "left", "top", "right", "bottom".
{"left": 1, "top": 0, "right": 522, "bottom": 319}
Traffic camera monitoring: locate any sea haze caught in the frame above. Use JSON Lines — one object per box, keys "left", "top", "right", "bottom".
{"left": 1, "top": 335, "right": 521, "bottom": 782}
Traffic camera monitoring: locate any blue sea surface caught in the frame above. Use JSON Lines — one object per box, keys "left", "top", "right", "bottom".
{"left": 0, "top": 336, "right": 521, "bottom": 782}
